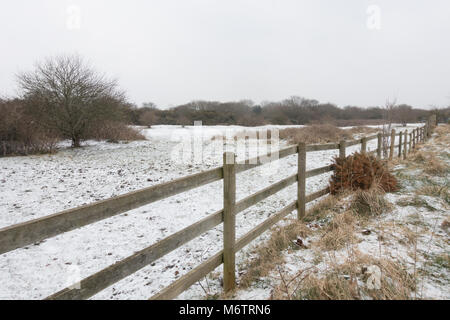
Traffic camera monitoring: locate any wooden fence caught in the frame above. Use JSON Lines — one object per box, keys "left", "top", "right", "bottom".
{"left": 0, "top": 121, "right": 435, "bottom": 300}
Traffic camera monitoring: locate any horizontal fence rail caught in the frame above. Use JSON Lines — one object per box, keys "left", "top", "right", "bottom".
{"left": 0, "top": 167, "right": 224, "bottom": 255}
{"left": 1, "top": 120, "right": 434, "bottom": 300}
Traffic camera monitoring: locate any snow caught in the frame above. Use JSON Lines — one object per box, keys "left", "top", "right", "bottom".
{"left": 0, "top": 124, "right": 423, "bottom": 300}
{"left": 231, "top": 128, "right": 449, "bottom": 300}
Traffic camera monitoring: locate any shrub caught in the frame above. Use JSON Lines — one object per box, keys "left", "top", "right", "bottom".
{"left": 18, "top": 54, "right": 130, "bottom": 147}
{"left": 86, "top": 121, "right": 146, "bottom": 143}
{"left": 279, "top": 125, "right": 352, "bottom": 144}
{"left": 329, "top": 153, "right": 398, "bottom": 194}
{"left": 0, "top": 99, "right": 59, "bottom": 156}
{"left": 279, "top": 124, "right": 377, "bottom": 145}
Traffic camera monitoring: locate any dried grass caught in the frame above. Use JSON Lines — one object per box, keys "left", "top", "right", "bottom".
{"left": 293, "top": 253, "right": 415, "bottom": 300}
{"left": 416, "top": 186, "right": 449, "bottom": 205}
{"left": 317, "top": 211, "right": 357, "bottom": 251}
{"left": 350, "top": 186, "right": 393, "bottom": 217}
{"left": 238, "top": 220, "right": 311, "bottom": 289}
{"left": 304, "top": 195, "right": 339, "bottom": 222}
{"left": 412, "top": 151, "right": 448, "bottom": 176}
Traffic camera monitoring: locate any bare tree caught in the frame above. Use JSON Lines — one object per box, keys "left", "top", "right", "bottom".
{"left": 382, "top": 98, "right": 396, "bottom": 157}
{"left": 142, "top": 102, "right": 157, "bottom": 109}
{"left": 17, "top": 54, "right": 126, "bottom": 147}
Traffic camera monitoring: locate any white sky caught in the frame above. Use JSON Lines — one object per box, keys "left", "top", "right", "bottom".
{"left": 1, "top": 0, "right": 449, "bottom": 109}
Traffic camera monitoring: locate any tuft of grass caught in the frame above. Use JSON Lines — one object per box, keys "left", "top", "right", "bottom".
{"left": 304, "top": 196, "right": 338, "bottom": 222}
{"left": 411, "top": 151, "right": 448, "bottom": 176}
{"left": 397, "top": 197, "right": 437, "bottom": 212}
{"left": 293, "top": 254, "right": 415, "bottom": 300}
{"left": 350, "top": 187, "right": 392, "bottom": 217}
{"left": 416, "top": 186, "right": 450, "bottom": 205}
{"left": 238, "top": 220, "right": 310, "bottom": 289}
{"left": 295, "top": 273, "right": 360, "bottom": 300}
{"left": 434, "top": 124, "right": 450, "bottom": 144}
{"left": 432, "top": 253, "right": 450, "bottom": 270}
{"left": 317, "top": 211, "right": 357, "bottom": 251}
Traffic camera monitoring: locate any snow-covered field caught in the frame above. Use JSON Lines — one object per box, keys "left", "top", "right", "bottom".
{"left": 0, "top": 124, "right": 421, "bottom": 299}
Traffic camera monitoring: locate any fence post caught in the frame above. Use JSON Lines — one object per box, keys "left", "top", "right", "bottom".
{"left": 412, "top": 129, "right": 416, "bottom": 149}
{"left": 377, "top": 133, "right": 382, "bottom": 159}
{"left": 223, "top": 152, "right": 236, "bottom": 292}
{"left": 389, "top": 129, "right": 395, "bottom": 160}
{"left": 409, "top": 133, "right": 412, "bottom": 153}
{"left": 297, "top": 143, "right": 306, "bottom": 220}
{"left": 339, "top": 140, "right": 346, "bottom": 160}
{"left": 403, "top": 131, "right": 407, "bottom": 160}
{"left": 398, "top": 131, "right": 402, "bottom": 158}
{"left": 361, "top": 137, "right": 367, "bottom": 154}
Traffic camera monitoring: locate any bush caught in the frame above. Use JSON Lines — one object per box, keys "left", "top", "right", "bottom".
{"left": 85, "top": 121, "right": 146, "bottom": 143}
{"left": 279, "top": 124, "right": 376, "bottom": 145}
{"left": 0, "top": 99, "right": 59, "bottom": 156}
{"left": 329, "top": 153, "right": 398, "bottom": 195}
{"left": 18, "top": 54, "right": 130, "bottom": 147}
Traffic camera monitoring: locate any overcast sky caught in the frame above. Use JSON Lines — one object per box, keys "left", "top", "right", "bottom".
{"left": 1, "top": 0, "right": 449, "bottom": 109}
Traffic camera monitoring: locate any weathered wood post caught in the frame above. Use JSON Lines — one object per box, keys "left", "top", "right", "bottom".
{"left": 339, "top": 140, "right": 346, "bottom": 160}
{"left": 403, "top": 131, "right": 407, "bottom": 160}
{"left": 377, "top": 133, "right": 382, "bottom": 159}
{"left": 412, "top": 129, "right": 416, "bottom": 149}
{"left": 361, "top": 137, "right": 367, "bottom": 154}
{"left": 409, "top": 133, "right": 412, "bottom": 153}
{"left": 223, "top": 152, "right": 236, "bottom": 292}
{"left": 398, "top": 131, "right": 403, "bottom": 159}
{"left": 389, "top": 129, "right": 395, "bottom": 160}
{"left": 297, "top": 143, "right": 306, "bottom": 220}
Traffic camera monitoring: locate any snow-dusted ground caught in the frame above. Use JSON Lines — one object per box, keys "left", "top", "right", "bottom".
{"left": 233, "top": 126, "right": 449, "bottom": 300}
{"left": 0, "top": 124, "right": 421, "bottom": 299}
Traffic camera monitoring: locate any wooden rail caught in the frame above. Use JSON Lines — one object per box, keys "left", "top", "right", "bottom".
{"left": 1, "top": 122, "right": 432, "bottom": 300}
{"left": 0, "top": 167, "right": 223, "bottom": 254}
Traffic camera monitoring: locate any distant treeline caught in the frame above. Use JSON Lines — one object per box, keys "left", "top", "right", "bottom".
{"left": 3, "top": 54, "right": 448, "bottom": 157}
{"left": 127, "top": 97, "right": 450, "bottom": 127}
